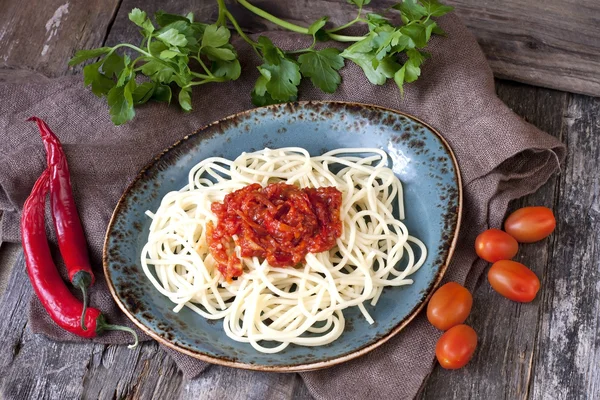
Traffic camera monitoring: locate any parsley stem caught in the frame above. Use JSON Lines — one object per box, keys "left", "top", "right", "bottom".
{"left": 112, "top": 43, "right": 152, "bottom": 58}
{"left": 194, "top": 56, "right": 214, "bottom": 77}
{"left": 327, "top": 33, "right": 363, "bottom": 42}
{"left": 326, "top": 18, "right": 360, "bottom": 34}
{"left": 225, "top": 11, "right": 258, "bottom": 47}
{"left": 327, "top": 4, "right": 363, "bottom": 34}
{"left": 224, "top": 10, "right": 261, "bottom": 57}
{"left": 187, "top": 76, "right": 227, "bottom": 86}
{"left": 236, "top": 0, "right": 309, "bottom": 34}
{"left": 216, "top": 0, "right": 227, "bottom": 26}
{"left": 286, "top": 47, "right": 314, "bottom": 55}
{"left": 190, "top": 71, "right": 213, "bottom": 80}
{"left": 129, "top": 56, "right": 145, "bottom": 70}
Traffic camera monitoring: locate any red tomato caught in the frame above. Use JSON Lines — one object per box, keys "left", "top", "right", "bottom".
{"left": 427, "top": 282, "right": 473, "bottom": 331}
{"left": 435, "top": 324, "right": 478, "bottom": 369}
{"left": 475, "top": 228, "right": 519, "bottom": 263}
{"left": 488, "top": 260, "right": 540, "bottom": 302}
{"left": 504, "top": 206, "right": 556, "bottom": 243}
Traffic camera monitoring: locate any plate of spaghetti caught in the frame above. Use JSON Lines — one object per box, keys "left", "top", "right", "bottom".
{"left": 103, "top": 101, "right": 462, "bottom": 371}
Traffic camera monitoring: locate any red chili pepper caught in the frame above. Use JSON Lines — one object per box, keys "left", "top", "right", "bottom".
{"left": 21, "top": 170, "right": 138, "bottom": 345}
{"left": 28, "top": 117, "right": 95, "bottom": 330}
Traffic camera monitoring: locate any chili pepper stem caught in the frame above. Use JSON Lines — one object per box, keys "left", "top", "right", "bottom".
{"left": 72, "top": 271, "right": 93, "bottom": 330}
{"left": 96, "top": 314, "right": 139, "bottom": 349}
{"left": 79, "top": 282, "right": 88, "bottom": 330}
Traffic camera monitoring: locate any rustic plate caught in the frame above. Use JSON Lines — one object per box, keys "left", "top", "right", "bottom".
{"left": 103, "top": 101, "right": 462, "bottom": 371}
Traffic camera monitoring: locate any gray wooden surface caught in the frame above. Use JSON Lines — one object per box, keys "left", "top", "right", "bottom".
{"left": 1, "top": 0, "right": 599, "bottom": 399}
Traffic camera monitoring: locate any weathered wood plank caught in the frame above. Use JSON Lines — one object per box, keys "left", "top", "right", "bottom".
{"left": 529, "top": 93, "right": 600, "bottom": 399}
{"left": 0, "top": 253, "right": 93, "bottom": 400}
{"left": 80, "top": 341, "right": 184, "bottom": 400}
{"left": 0, "top": 0, "right": 121, "bottom": 77}
{"left": 449, "top": 0, "right": 600, "bottom": 97}
{"left": 418, "top": 81, "right": 568, "bottom": 399}
{"left": 0, "top": 243, "right": 20, "bottom": 297}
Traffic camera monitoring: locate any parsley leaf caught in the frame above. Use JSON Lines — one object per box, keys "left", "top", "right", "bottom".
{"left": 141, "top": 60, "right": 177, "bottom": 83}
{"left": 394, "top": 66, "right": 406, "bottom": 95}
{"left": 258, "top": 36, "right": 281, "bottom": 65}
{"left": 342, "top": 52, "right": 386, "bottom": 85}
{"left": 107, "top": 86, "right": 135, "bottom": 125}
{"left": 252, "top": 36, "right": 301, "bottom": 104}
{"left": 69, "top": 47, "right": 112, "bottom": 66}
{"left": 201, "top": 25, "right": 236, "bottom": 62}
{"left": 155, "top": 10, "right": 192, "bottom": 27}
{"left": 212, "top": 59, "right": 242, "bottom": 80}
{"left": 366, "top": 13, "right": 388, "bottom": 30}
{"left": 202, "top": 24, "right": 231, "bottom": 48}
{"left": 260, "top": 58, "right": 301, "bottom": 101}
{"left": 307, "top": 17, "right": 329, "bottom": 42}
{"left": 132, "top": 82, "right": 155, "bottom": 104}
{"left": 157, "top": 28, "right": 188, "bottom": 47}
{"left": 347, "top": 0, "right": 371, "bottom": 6}
{"left": 178, "top": 87, "right": 192, "bottom": 111}
{"left": 116, "top": 55, "right": 133, "bottom": 87}
{"left": 420, "top": 0, "right": 454, "bottom": 16}
{"left": 393, "top": 0, "right": 427, "bottom": 22}
{"left": 251, "top": 69, "right": 277, "bottom": 106}
{"left": 123, "top": 77, "right": 137, "bottom": 106}
{"left": 298, "top": 48, "right": 344, "bottom": 93}
{"left": 83, "top": 61, "right": 114, "bottom": 96}
{"left": 129, "top": 8, "right": 155, "bottom": 35}
{"left": 203, "top": 46, "right": 236, "bottom": 61}
{"left": 401, "top": 23, "right": 428, "bottom": 48}
{"left": 101, "top": 52, "right": 126, "bottom": 78}
{"left": 152, "top": 84, "right": 172, "bottom": 103}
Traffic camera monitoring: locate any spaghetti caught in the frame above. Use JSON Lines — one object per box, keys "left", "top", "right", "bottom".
{"left": 141, "top": 148, "right": 427, "bottom": 353}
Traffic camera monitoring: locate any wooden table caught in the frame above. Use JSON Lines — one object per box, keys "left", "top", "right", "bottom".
{"left": 1, "top": 1, "right": 599, "bottom": 399}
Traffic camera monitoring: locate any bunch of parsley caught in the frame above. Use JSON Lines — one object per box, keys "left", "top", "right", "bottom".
{"left": 70, "top": 0, "right": 452, "bottom": 125}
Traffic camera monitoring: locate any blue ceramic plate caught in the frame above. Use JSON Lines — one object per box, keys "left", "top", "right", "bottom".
{"left": 103, "top": 102, "right": 462, "bottom": 371}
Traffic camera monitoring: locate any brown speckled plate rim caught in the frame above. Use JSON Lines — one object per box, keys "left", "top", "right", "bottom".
{"left": 103, "top": 100, "right": 463, "bottom": 373}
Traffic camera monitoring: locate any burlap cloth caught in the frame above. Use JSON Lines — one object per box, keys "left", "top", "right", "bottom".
{"left": 0, "top": 13, "right": 564, "bottom": 400}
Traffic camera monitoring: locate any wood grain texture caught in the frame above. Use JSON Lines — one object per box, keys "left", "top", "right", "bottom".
{"left": 0, "top": 0, "right": 121, "bottom": 77}
{"left": 449, "top": 0, "right": 600, "bottom": 97}
{"left": 530, "top": 93, "right": 600, "bottom": 399}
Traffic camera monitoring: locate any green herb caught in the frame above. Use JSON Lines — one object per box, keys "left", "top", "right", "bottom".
{"left": 70, "top": 0, "right": 452, "bottom": 125}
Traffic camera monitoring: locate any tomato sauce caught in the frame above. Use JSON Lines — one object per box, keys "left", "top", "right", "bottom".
{"left": 206, "top": 182, "right": 342, "bottom": 281}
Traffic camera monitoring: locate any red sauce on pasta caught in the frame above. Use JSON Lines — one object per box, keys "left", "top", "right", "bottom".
{"left": 207, "top": 183, "right": 342, "bottom": 281}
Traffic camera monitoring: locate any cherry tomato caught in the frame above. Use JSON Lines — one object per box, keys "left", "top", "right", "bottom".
{"left": 475, "top": 228, "right": 518, "bottom": 263}
{"left": 427, "top": 282, "right": 473, "bottom": 331}
{"left": 488, "top": 260, "right": 540, "bottom": 302}
{"left": 435, "top": 324, "right": 477, "bottom": 369}
{"left": 504, "top": 206, "right": 556, "bottom": 243}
